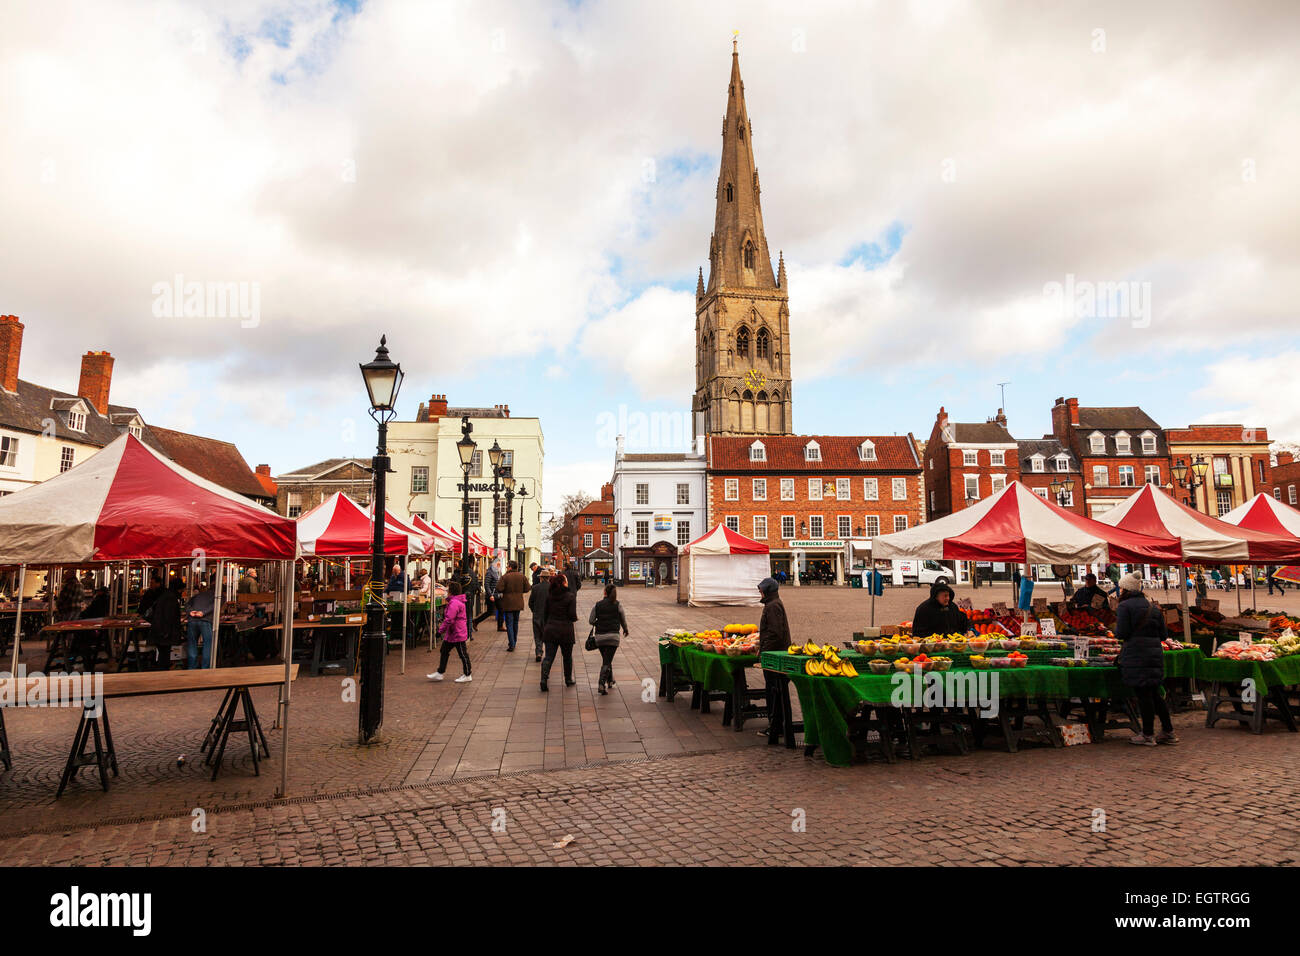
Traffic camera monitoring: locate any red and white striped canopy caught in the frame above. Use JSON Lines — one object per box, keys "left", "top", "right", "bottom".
{"left": 872, "top": 481, "right": 1182, "bottom": 565}
{"left": 0, "top": 433, "right": 297, "bottom": 563}
{"left": 297, "top": 492, "right": 428, "bottom": 556}
{"left": 1220, "top": 493, "right": 1300, "bottom": 539}
{"left": 1096, "top": 484, "right": 1300, "bottom": 564}
{"left": 406, "top": 514, "right": 461, "bottom": 552}
{"left": 683, "top": 524, "right": 770, "bottom": 555}
{"left": 368, "top": 507, "right": 437, "bottom": 555}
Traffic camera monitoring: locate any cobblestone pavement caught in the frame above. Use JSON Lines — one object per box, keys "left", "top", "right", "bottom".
{"left": 3, "top": 582, "right": 1299, "bottom": 864}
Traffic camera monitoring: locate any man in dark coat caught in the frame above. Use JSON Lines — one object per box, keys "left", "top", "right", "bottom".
{"left": 1114, "top": 572, "right": 1176, "bottom": 745}
{"left": 496, "top": 561, "right": 531, "bottom": 652}
{"left": 757, "top": 577, "right": 793, "bottom": 743}
{"left": 1071, "top": 573, "right": 1107, "bottom": 610}
{"left": 527, "top": 568, "right": 551, "bottom": 662}
{"left": 911, "top": 582, "right": 971, "bottom": 637}
{"left": 148, "top": 579, "right": 184, "bottom": 670}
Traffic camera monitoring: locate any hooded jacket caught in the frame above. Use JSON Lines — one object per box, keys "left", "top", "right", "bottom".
{"left": 911, "top": 583, "right": 971, "bottom": 638}
{"left": 542, "top": 585, "right": 578, "bottom": 645}
{"left": 437, "top": 593, "right": 469, "bottom": 643}
{"left": 758, "top": 591, "right": 792, "bottom": 654}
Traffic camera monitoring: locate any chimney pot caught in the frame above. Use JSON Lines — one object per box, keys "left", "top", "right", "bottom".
{"left": 0, "top": 314, "right": 23, "bottom": 393}
{"left": 77, "top": 350, "right": 115, "bottom": 415}
{"left": 256, "top": 464, "right": 271, "bottom": 476}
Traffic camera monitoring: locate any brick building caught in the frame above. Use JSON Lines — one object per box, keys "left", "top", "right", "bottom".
{"left": 273, "top": 458, "right": 372, "bottom": 517}
{"left": 1271, "top": 452, "right": 1300, "bottom": 508}
{"left": 1050, "top": 397, "right": 1172, "bottom": 518}
{"left": 923, "top": 407, "right": 1019, "bottom": 519}
{"left": 555, "top": 483, "right": 617, "bottom": 579}
{"left": 1164, "top": 424, "right": 1271, "bottom": 516}
{"left": 1016, "top": 438, "right": 1084, "bottom": 513}
{"left": 705, "top": 434, "right": 924, "bottom": 585}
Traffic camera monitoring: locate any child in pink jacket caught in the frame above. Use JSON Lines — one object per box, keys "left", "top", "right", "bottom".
{"left": 428, "top": 581, "right": 472, "bottom": 683}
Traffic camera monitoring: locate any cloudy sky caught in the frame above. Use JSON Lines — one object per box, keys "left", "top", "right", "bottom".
{"left": 3, "top": 0, "right": 1298, "bottom": 517}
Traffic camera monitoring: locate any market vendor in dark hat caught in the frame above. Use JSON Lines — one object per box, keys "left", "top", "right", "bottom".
{"left": 1071, "top": 573, "right": 1108, "bottom": 610}
{"left": 911, "top": 582, "right": 972, "bottom": 638}
{"left": 758, "top": 577, "right": 793, "bottom": 743}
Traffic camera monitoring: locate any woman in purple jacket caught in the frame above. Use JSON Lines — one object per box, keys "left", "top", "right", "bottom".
{"left": 428, "top": 581, "right": 472, "bottom": 683}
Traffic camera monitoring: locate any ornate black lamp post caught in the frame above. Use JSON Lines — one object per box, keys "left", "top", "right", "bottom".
{"left": 456, "top": 418, "right": 476, "bottom": 574}
{"left": 1172, "top": 455, "right": 1211, "bottom": 511}
{"left": 488, "top": 440, "right": 505, "bottom": 556}
{"left": 501, "top": 472, "right": 515, "bottom": 564}
{"left": 514, "top": 484, "right": 529, "bottom": 567}
{"left": 358, "top": 335, "right": 403, "bottom": 744}
{"left": 1048, "top": 476, "right": 1076, "bottom": 508}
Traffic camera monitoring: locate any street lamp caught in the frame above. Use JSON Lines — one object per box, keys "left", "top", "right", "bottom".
{"left": 358, "top": 335, "right": 404, "bottom": 744}
{"left": 456, "top": 418, "right": 476, "bottom": 574}
{"left": 1173, "top": 455, "right": 1210, "bottom": 510}
{"left": 502, "top": 471, "right": 515, "bottom": 567}
{"left": 965, "top": 496, "right": 979, "bottom": 587}
{"left": 488, "top": 440, "right": 504, "bottom": 557}
{"left": 1048, "top": 476, "right": 1075, "bottom": 508}
{"left": 514, "top": 483, "right": 528, "bottom": 567}
{"left": 622, "top": 526, "right": 630, "bottom": 583}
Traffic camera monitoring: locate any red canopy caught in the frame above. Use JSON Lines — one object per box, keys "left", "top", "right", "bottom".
{"left": 872, "top": 482, "right": 1183, "bottom": 565}
{"left": 1221, "top": 493, "right": 1300, "bottom": 539}
{"left": 1097, "top": 484, "right": 1300, "bottom": 564}
{"left": 683, "top": 524, "right": 770, "bottom": 555}
{"left": 297, "top": 492, "right": 427, "bottom": 556}
{"left": 0, "top": 433, "right": 297, "bottom": 562}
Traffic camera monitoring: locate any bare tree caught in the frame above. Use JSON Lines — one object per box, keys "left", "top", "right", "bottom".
{"left": 542, "top": 491, "right": 595, "bottom": 545}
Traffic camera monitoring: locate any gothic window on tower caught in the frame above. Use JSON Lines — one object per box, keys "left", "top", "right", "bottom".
{"left": 736, "top": 326, "right": 749, "bottom": 358}
{"left": 743, "top": 240, "right": 755, "bottom": 270}
{"left": 756, "top": 327, "right": 769, "bottom": 359}
{"left": 726, "top": 183, "right": 733, "bottom": 202}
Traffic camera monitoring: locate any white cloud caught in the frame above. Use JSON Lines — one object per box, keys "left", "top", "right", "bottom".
{"left": 1194, "top": 352, "right": 1300, "bottom": 443}
{"left": 576, "top": 286, "right": 694, "bottom": 402}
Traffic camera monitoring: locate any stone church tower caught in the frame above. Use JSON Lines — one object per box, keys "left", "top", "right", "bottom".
{"left": 693, "top": 40, "right": 793, "bottom": 439}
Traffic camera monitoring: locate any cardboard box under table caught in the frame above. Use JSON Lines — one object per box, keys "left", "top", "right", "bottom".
{"left": 658, "top": 642, "right": 766, "bottom": 731}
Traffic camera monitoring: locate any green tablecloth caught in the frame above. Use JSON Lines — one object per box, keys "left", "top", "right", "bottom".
{"left": 1194, "top": 653, "right": 1300, "bottom": 690}
{"left": 661, "top": 642, "right": 757, "bottom": 694}
{"left": 770, "top": 651, "right": 1203, "bottom": 768}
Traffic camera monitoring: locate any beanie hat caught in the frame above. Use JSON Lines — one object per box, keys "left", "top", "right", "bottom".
{"left": 1119, "top": 571, "right": 1144, "bottom": 593}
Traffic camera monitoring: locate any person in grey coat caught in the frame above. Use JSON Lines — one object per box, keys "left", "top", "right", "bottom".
{"left": 527, "top": 567, "right": 552, "bottom": 662}
{"left": 587, "top": 584, "right": 629, "bottom": 695}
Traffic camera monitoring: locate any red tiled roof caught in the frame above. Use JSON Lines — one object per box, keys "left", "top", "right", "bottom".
{"left": 148, "top": 425, "right": 270, "bottom": 500}
{"left": 254, "top": 472, "right": 278, "bottom": 497}
{"left": 709, "top": 435, "right": 921, "bottom": 471}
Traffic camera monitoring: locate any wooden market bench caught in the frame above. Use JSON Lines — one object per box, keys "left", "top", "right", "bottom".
{"left": 0, "top": 664, "right": 297, "bottom": 796}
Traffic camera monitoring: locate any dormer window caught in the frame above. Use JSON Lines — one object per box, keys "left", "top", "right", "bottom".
{"left": 749, "top": 440, "right": 766, "bottom": 462}
{"left": 1114, "top": 431, "right": 1131, "bottom": 455}
{"left": 1140, "top": 431, "right": 1156, "bottom": 454}
{"left": 1055, "top": 455, "right": 1070, "bottom": 472}
{"left": 858, "top": 440, "right": 876, "bottom": 462}
{"left": 129, "top": 424, "right": 142, "bottom": 439}
{"left": 68, "top": 409, "right": 86, "bottom": 432}
{"left": 804, "top": 441, "right": 821, "bottom": 462}
{"left": 1030, "top": 455, "right": 1045, "bottom": 473}
{"left": 1089, "top": 432, "right": 1105, "bottom": 454}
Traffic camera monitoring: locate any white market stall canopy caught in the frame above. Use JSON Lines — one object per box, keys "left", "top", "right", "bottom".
{"left": 871, "top": 482, "right": 1183, "bottom": 566}
{"left": 1220, "top": 493, "right": 1300, "bottom": 540}
{"left": 677, "top": 524, "right": 770, "bottom": 607}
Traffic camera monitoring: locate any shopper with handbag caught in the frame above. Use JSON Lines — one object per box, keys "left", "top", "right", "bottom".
{"left": 540, "top": 572, "right": 578, "bottom": 692}
{"left": 587, "top": 584, "right": 629, "bottom": 695}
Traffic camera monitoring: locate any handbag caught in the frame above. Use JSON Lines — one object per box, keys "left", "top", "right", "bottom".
{"left": 585, "top": 627, "right": 597, "bottom": 652}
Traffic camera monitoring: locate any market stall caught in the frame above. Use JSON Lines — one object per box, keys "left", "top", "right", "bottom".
{"left": 658, "top": 626, "right": 764, "bottom": 729}
{"left": 676, "top": 525, "right": 770, "bottom": 607}
{"left": 0, "top": 433, "right": 301, "bottom": 794}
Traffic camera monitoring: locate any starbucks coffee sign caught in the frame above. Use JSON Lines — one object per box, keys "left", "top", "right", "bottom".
{"left": 789, "top": 539, "right": 842, "bottom": 549}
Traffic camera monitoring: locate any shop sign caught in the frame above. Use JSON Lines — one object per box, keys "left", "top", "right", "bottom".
{"left": 789, "top": 539, "right": 842, "bottom": 549}
{"left": 653, "top": 514, "right": 672, "bottom": 531}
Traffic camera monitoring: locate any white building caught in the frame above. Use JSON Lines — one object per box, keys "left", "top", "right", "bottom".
{"left": 610, "top": 436, "right": 707, "bottom": 585}
{"left": 386, "top": 394, "right": 544, "bottom": 570}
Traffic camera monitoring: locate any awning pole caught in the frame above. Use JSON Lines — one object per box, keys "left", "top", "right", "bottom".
{"left": 209, "top": 559, "right": 224, "bottom": 669}
{"left": 401, "top": 554, "right": 409, "bottom": 675}
{"left": 277, "top": 558, "right": 293, "bottom": 798}
{"left": 1236, "top": 567, "right": 1242, "bottom": 615}
{"left": 1181, "top": 565, "right": 1192, "bottom": 645}
{"left": 11, "top": 565, "right": 25, "bottom": 673}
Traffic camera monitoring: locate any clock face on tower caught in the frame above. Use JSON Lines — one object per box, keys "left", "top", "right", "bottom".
{"left": 744, "top": 368, "right": 766, "bottom": 392}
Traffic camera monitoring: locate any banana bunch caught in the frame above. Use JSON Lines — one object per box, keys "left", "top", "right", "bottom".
{"left": 803, "top": 643, "right": 858, "bottom": 678}
{"left": 787, "top": 641, "right": 822, "bottom": 656}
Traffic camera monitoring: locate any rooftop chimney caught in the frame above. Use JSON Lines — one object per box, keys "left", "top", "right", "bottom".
{"left": 994, "top": 408, "right": 1007, "bottom": 427}
{"left": 428, "top": 393, "right": 448, "bottom": 419}
{"left": 256, "top": 464, "right": 271, "bottom": 476}
{"left": 0, "top": 315, "right": 22, "bottom": 393}
{"left": 1279, "top": 452, "right": 1294, "bottom": 466}
{"left": 601, "top": 482, "right": 614, "bottom": 502}
{"left": 78, "top": 350, "right": 115, "bottom": 415}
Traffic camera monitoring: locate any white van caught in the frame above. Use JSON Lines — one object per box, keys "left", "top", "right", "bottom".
{"left": 891, "top": 559, "right": 955, "bottom": 587}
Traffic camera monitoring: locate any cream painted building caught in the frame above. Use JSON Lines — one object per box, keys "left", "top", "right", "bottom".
{"left": 386, "top": 394, "right": 544, "bottom": 569}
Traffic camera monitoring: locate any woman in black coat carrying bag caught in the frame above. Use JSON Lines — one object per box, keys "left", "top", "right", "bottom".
{"left": 1115, "top": 572, "right": 1178, "bottom": 746}
{"left": 588, "top": 584, "right": 629, "bottom": 695}
{"left": 540, "top": 573, "right": 578, "bottom": 692}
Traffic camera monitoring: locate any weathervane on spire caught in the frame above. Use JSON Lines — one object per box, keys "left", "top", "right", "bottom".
{"left": 732, "top": 30, "right": 738, "bottom": 53}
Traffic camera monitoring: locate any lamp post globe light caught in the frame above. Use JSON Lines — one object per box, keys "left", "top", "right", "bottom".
{"left": 1173, "top": 455, "right": 1211, "bottom": 511}
{"left": 502, "top": 471, "right": 515, "bottom": 566}
{"left": 457, "top": 418, "right": 476, "bottom": 575}
{"left": 621, "top": 526, "right": 629, "bottom": 584}
{"left": 358, "top": 335, "right": 404, "bottom": 745}
{"left": 515, "top": 484, "right": 528, "bottom": 567}
{"left": 488, "top": 440, "right": 504, "bottom": 557}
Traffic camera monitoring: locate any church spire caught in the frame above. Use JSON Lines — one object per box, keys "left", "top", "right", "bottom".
{"left": 777, "top": 250, "right": 786, "bottom": 289}
{"left": 705, "top": 38, "right": 777, "bottom": 292}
